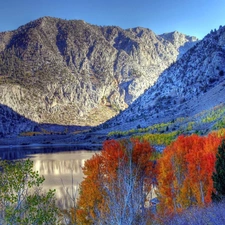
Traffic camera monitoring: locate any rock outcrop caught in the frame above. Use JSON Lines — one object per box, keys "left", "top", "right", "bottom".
{"left": 100, "top": 26, "right": 225, "bottom": 132}
{"left": 0, "top": 16, "right": 197, "bottom": 127}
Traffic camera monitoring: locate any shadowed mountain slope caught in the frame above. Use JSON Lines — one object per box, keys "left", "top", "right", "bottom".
{"left": 0, "top": 103, "right": 89, "bottom": 138}
{"left": 99, "top": 26, "right": 225, "bottom": 134}
{"left": 0, "top": 16, "right": 197, "bottom": 127}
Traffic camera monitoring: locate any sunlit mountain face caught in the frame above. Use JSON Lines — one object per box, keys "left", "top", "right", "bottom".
{"left": 98, "top": 26, "right": 225, "bottom": 135}
{"left": 0, "top": 17, "right": 197, "bottom": 129}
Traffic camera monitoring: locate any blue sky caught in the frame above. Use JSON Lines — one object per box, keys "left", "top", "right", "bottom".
{"left": 0, "top": 0, "right": 224, "bottom": 39}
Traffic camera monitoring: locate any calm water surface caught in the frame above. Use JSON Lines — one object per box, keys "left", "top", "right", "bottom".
{"left": 0, "top": 146, "right": 97, "bottom": 208}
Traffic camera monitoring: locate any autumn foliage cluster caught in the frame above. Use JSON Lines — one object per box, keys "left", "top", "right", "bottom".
{"left": 76, "top": 139, "right": 156, "bottom": 224}
{"left": 75, "top": 131, "right": 225, "bottom": 224}
{"left": 157, "top": 134, "right": 222, "bottom": 215}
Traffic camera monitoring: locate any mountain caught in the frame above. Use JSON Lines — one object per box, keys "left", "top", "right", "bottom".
{"left": 159, "top": 31, "right": 199, "bottom": 57}
{"left": 99, "top": 26, "right": 225, "bottom": 134}
{"left": 0, "top": 16, "right": 197, "bottom": 127}
{"left": 0, "top": 104, "right": 37, "bottom": 137}
{"left": 0, "top": 103, "right": 89, "bottom": 138}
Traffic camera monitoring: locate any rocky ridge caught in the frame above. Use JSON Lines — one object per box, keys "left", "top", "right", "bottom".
{"left": 100, "top": 26, "right": 225, "bottom": 133}
{"left": 0, "top": 16, "right": 197, "bottom": 128}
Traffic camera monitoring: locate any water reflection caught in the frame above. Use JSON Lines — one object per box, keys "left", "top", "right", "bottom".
{"left": 30, "top": 151, "right": 95, "bottom": 208}
{"left": 0, "top": 147, "right": 96, "bottom": 209}
{"left": 0, "top": 145, "right": 96, "bottom": 160}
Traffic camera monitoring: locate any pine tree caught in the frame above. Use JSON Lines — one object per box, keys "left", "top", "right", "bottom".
{"left": 212, "top": 139, "right": 225, "bottom": 201}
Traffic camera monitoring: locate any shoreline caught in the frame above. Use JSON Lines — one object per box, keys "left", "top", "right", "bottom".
{"left": 0, "top": 132, "right": 106, "bottom": 151}
{"left": 0, "top": 142, "right": 102, "bottom": 150}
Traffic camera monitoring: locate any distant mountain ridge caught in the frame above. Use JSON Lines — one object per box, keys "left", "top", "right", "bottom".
{"left": 100, "top": 26, "right": 225, "bottom": 133}
{"left": 159, "top": 31, "right": 199, "bottom": 57}
{"left": 0, "top": 16, "right": 197, "bottom": 128}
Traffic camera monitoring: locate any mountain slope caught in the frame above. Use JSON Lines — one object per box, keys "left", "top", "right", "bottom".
{"left": 99, "top": 26, "right": 225, "bottom": 133}
{"left": 0, "top": 104, "right": 37, "bottom": 137}
{"left": 0, "top": 103, "right": 89, "bottom": 138}
{"left": 0, "top": 16, "right": 197, "bottom": 126}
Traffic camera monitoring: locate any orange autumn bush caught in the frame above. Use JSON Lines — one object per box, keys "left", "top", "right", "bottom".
{"left": 76, "top": 139, "right": 156, "bottom": 224}
{"left": 157, "top": 133, "right": 223, "bottom": 216}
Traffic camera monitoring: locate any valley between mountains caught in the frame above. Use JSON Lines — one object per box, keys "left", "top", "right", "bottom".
{"left": 0, "top": 17, "right": 225, "bottom": 147}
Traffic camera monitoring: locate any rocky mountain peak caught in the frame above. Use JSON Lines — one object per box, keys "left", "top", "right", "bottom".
{"left": 160, "top": 31, "right": 198, "bottom": 58}
{"left": 100, "top": 25, "right": 225, "bottom": 133}
{"left": 160, "top": 31, "right": 198, "bottom": 45}
{"left": 0, "top": 17, "right": 197, "bottom": 130}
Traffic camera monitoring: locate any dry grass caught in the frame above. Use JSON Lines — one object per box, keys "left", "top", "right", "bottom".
{"left": 161, "top": 201, "right": 225, "bottom": 225}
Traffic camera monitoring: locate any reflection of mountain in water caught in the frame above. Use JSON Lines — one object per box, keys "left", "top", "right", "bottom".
{"left": 31, "top": 150, "right": 95, "bottom": 209}
{"left": 0, "top": 148, "right": 26, "bottom": 160}
{"left": 0, "top": 145, "right": 96, "bottom": 160}
{"left": 33, "top": 158, "right": 85, "bottom": 175}
{"left": 57, "top": 185, "right": 80, "bottom": 209}
{"left": 0, "top": 148, "right": 95, "bottom": 209}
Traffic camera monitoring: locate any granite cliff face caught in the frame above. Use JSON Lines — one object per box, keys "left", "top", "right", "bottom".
{"left": 0, "top": 16, "right": 197, "bottom": 127}
{"left": 100, "top": 26, "right": 225, "bottom": 133}
{"left": 159, "top": 31, "right": 199, "bottom": 57}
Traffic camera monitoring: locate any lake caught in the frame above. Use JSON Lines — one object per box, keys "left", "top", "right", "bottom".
{"left": 0, "top": 145, "right": 97, "bottom": 208}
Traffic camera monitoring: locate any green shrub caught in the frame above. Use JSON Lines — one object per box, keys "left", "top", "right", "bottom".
{"left": 0, "top": 159, "right": 59, "bottom": 225}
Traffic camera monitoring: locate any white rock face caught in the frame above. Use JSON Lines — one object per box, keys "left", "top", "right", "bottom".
{"left": 101, "top": 25, "right": 225, "bottom": 131}
{"left": 0, "top": 17, "right": 197, "bottom": 127}
{"left": 159, "top": 31, "right": 198, "bottom": 58}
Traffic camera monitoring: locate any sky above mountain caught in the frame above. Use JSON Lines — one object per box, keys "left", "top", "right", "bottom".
{"left": 0, "top": 0, "right": 224, "bottom": 39}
